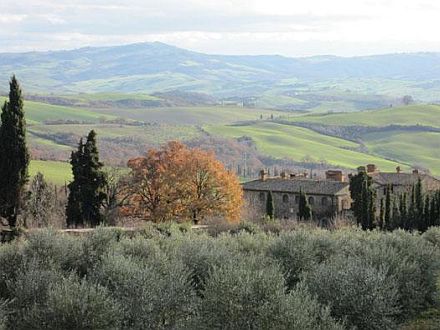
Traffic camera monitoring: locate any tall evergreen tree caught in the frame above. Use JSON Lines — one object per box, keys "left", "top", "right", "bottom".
{"left": 66, "top": 139, "right": 85, "bottom": 227}
{"left": 0, "top": 76, "right": 30, "bottom": 228}
{"left": 266, "top": 191, "right": 274, "bottom": 219}
{"left": 399, "top": 193, "right": 408, "bottom": 229}
{"left": 414, "top": 178, "right": 424, "bottom": 231}
{"left": 378, "top": 198, "right": 384, "bottom": 230}
{"left": 350, "top": 170, "right": 375, "bottom": 230}
{"left": 66, "top": 131, "right": 107, "bottom": 227}
{"left": 298, "top": 189, "right": 312, "bottom": 221}
{"left": 384, "top": 185, "right": 392, "bottom": 230}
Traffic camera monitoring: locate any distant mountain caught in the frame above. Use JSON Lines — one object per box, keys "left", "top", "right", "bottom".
{"left": 1, "top": 42, "right": 440, "bottom": 103}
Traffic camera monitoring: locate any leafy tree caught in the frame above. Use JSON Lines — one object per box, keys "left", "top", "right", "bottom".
{"left": 266, "top": 191, "right": 274, "bottom": 219}
{"left": 298, "top": 189, "right": 312, "bottom": 221}
{"left": 124, "top": 141, "right": 243, "bottom": 223}
{"left": 23, "top": 172, "right": 55, "bottom": 227}
{"left": 66, "top": 131, "right": 107, "bottom": 227}
{"left": 0, "top": 76, "right": 30, "bottom": 228}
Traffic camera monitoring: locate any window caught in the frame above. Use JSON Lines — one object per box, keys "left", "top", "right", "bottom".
{"left": 283, "top": 194, "right": 289, "bottom": 203}
{"left": 308, "top": 196, "right": 315, "bottom": 205}
{"left": 259, "top": 192, "right": 265, "bottom": 202}
{"left": 321, "top": 197, "right": 328, "bottom": 206}
{"left": 295, "top": 196, "right": 300, "bottom": 204}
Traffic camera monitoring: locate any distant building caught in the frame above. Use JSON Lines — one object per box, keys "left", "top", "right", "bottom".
{"left": 242, "top": 170, "right": 351, "bottom": 222}
{"left": 360, "top": 164, "right": 440, "bottom": 202}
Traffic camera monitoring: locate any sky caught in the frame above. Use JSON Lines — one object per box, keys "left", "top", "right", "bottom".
{"left": 1, "top": 0, "right": 440, "bottom": 57}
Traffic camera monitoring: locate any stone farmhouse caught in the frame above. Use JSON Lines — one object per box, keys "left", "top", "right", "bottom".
{"left": 242, "top": 170, "right": 351, "bottom": 222}
{"left": 359, "top": 164, "right": 440, "bottom": 203}
{"left": 243, "top": 164, "right": 440, "bottom": 223}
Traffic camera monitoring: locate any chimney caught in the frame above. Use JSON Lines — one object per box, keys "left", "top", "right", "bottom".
{"left": 412, "top": 169, "right": 419, "bottom": 175}
{"left": 326, "top": 170, "right": 344, "bottom": 182}
{"left": 259, "top": 169, "right": 268, "bottom": 181}
{"left": 396, "top": 166, "right": 401, "bottom": 174}
{"left": 366, "top": 164, "right": 377, "bottom": 173}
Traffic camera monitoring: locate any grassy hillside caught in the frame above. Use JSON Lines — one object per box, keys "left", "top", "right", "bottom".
{"left": 90, "top": 106, "right": 284, "bottom": 125}
{"left": 206, "top": 122, "right": 404, "bottom": 170}
{"left": 0, "top": 98, "right": 117, "bottom": 124}
{"left": 29, "top": 160, "right": 72, "bottom": 185}
{"left": 286, "top": 104, "right": 440, "bottom": 128}
{"left": 363, "top": 130, "right": 440, "bottom": 173}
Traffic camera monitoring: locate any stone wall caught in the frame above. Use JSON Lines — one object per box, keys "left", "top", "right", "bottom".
{"left": 244, "top": 190, "right": 350, "bottom": 220}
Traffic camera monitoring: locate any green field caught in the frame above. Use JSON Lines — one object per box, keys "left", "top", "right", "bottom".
{"left": 363, "top": 130, "right": 440, "bottom": 173}
{"left": 0, "top": 98, "right": 117, "bottom": 124}
{"left": 286, "top": 104, "right": 440, "bottom": 128}
{"left": 90, "top": 106, "right": 285, "bottom": 125}
{"left": 206, "top": 122, "right": 405, "bottom": 170}
{"left": 29, "top": 160, "right": 72, "bottom": 185}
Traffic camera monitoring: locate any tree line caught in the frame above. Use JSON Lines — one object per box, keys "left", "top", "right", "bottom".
{"left": 350, "top": 171, "right": 440, "bottom": 231}
{"left": 0, "top": 76, "right": 243, "bottom": 229}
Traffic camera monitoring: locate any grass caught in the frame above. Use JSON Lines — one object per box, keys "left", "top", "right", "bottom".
{"left": 29, "top": 160, "right": 72, "bottom": 185}
{"left": 90, "top": 106, "right": 285, "bottom": 125}
{"left": 362, "top": 130, "right": 440, "bottom": 175}
{"left": 0, "top": 98, "right": 117, "bottom": 124}
{"left": 206, "top": 122, "right": 405, "bottom": 170}
{"left": 285, "top": 104, "right": 440, "bottom": 128}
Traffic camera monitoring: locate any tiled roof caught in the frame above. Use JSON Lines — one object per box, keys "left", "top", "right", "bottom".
{"left": 242, "top": 178, "right": 349, "bottom": 196}
{"left": 370, "top": 172, "right": 440, "bottom": 188}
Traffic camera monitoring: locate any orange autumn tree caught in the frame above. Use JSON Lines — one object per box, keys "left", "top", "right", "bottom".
{"left": 124, "top": 141, "right": 243, "bottom": 223}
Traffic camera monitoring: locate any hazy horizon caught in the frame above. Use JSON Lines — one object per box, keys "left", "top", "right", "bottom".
{"left": 2, "top": 0, "right": 440, "bottom": 57}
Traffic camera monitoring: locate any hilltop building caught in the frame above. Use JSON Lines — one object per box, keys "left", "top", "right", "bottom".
{"left": 242, "top": 170, "right": 351, "bottom": 223}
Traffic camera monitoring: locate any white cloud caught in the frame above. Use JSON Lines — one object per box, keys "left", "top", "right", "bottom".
{"left": 0, "top": 0, "right": 440, "bottom": 56}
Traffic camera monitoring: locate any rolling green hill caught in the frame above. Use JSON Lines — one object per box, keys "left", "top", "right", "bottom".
{"left": 206, "top": 122, "right": 405, "bottom": 171}
{"left": 286, "top": 104, "right": 440, "bottom": 128}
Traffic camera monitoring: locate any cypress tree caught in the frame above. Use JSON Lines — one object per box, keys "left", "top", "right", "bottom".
{"left": 298, "top": 189, "right": 312, "bottom": 221}
{"left": 384, "top": 185, "right": 392, "bottom": 230}
{"left": 266, "top": 191, "right": 274, "bottom": 219}
{"left": 0, "top": 76, "right": 30, "bottom": 228}
{"left": 378, "top": 198, "right": 384, "bottom": 230}
{"left": 66, "top": 139, "right": 85, "bottom": 227}
{"left": 82, "top": 130, "right": 107, "bottom": 226}
{"left": 399, "top": 193, "right": 408, "bottom": 229}
{"left": 422, "top": 195, "right": 430, "bottom": 231}
{"left": 414, "top": 178, "right": 424, "bottom": 231}
{"left": 66, "top": 131, "right": 107, "bottom": 227}
{"left": 350, "top": 171, "right": 375, "bottom": 229}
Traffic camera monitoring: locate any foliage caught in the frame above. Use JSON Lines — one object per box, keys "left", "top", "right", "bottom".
{"left": 123, "top": 141, "right": 243, "bottom": 223}
{"left": 0, "top": 76, "right": 30, "bottom": 227}
{"left": 1, "top": 227, "right": 439, "bottom": 329}
{"left": 350, "top": 170, "right": 376, "bottom": 229}
{"left": 196, "top": 257, "right": 342, "bottom": 330}
{"left": 298, "top": 189, "right": 312, "bottom": 221}
{"left": 22, "top": 172, "right": 55, "bottom": 227}
{"left": 303, "top": 256, "right": 400, "bottom": 330}
{"left": 265, "top": 191, "right": 274, "bottom": 219}
{"left": 66, "top": 130, "right": 107, "bottom": 227}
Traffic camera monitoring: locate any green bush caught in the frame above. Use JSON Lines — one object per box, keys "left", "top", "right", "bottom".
{"left": 196, "top": 256, "right": 342, "bottom": 330}
{"left": 268, "top": 230, "right": 336, "bottom": 289}
{"left": 423, "top": 226, "right": 440, "bottom": 247}
{"left": 93, "top": 253, "right": 197, "bottom": 329}
{"left": 23, "top": 276, "right": 122, "bottom": 330}
{"left": 0, "top": 300, "right": 9, "bottom": 330}
{"left": 0, "top": 242, "right": 24, "bottom": 300}
{"left": 303, "top": 256, "right": 400, "bottom": 330}
{"left": 22, "top": 229, "right": 83, "bottom": 272}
